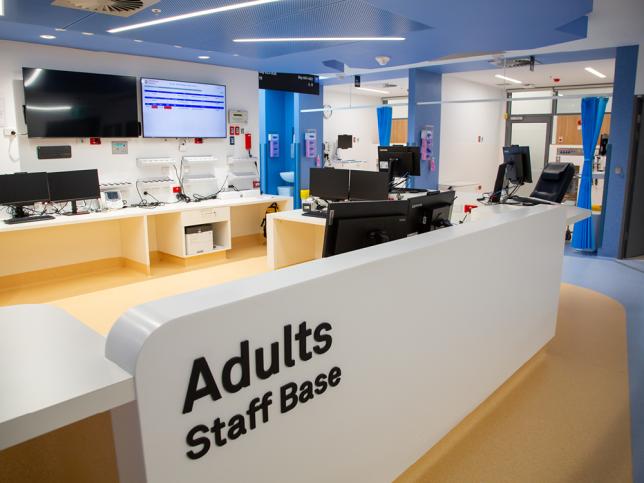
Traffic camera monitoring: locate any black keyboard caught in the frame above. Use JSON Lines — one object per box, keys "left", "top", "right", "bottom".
{"left": 301, "top": 210, "right": 328, "bottom": 219}
{"left": 511, "top": 196, "right": 555, "bottom": 206}
{"left": 4, "top": 215, "right": 55, "bottom": 225}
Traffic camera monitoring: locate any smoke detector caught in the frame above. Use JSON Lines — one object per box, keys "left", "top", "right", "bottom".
{"left": 375, "top": 56, "right": 391, "bottom": 66}
{"left": 52, "top": 0, "right": 160, "bottom": 17}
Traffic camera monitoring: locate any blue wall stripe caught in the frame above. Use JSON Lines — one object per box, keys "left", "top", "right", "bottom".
{"left": 407, "top": 68, "right": 441, "bottom": 189}
{"left": 598, "top": 45, "right": 639, "bottom": 258}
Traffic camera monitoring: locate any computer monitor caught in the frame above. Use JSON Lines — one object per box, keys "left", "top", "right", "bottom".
{"left": 503, "top": 146, "right": 532, "bottom": 184}
{"left": 349, "top": 170, "right": 390, "bottom": 201}
{"left": 47, "top": 169, "right": 100, "bottom": 215}
{"left": 337, "top": 135, "right": 353, "bottom": 149}
{"left": 322, "top": 200, "right": 409, "bottom": 257}
{"left": 0, "top": 172, "right": 50, "bottom": 219}
{"left": 407, "top": 191, "right": 456, "bottom": 234}
{"left": 378, "top": 146, "right": 421, "bottom": 179}
{"left": 309, "top": 168, "right": 350, "bottom": 201}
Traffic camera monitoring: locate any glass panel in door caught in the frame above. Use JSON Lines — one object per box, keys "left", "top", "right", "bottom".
{"left": 510, "top": 122, "right": 549, "bottom": 195}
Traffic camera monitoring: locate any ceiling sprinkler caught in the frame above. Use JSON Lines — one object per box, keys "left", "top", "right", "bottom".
{"left": 375, "top": 56, "right": 391, "bottom": 66}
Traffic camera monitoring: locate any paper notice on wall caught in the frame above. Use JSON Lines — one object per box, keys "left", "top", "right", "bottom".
{"left": 0, "top": 97, "right": 6, "bottom": 127}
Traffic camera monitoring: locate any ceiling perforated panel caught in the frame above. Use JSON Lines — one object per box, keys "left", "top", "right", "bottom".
{"left": 0, "top": 0, "right": 593, "bottom": 73}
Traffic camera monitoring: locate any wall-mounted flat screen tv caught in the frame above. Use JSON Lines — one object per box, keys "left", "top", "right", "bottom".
{"left": 22, "top": 68, "right": 139, "bottom": 138}
{"left": 140, "top": 78, "right": 227, "bottom": 138}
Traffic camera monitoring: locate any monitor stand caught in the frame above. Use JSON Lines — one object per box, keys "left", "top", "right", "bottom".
{"left": 63, "top": 200, "right": 89, "bottom": 216}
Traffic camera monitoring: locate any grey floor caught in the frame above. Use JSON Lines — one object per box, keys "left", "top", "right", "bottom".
{"left": 562, "top": 249, "right": 644, "bottom": 483}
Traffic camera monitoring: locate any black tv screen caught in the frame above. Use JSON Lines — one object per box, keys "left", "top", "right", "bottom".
{"left": 22, "top": 68, "right": 139, "bottom": 138}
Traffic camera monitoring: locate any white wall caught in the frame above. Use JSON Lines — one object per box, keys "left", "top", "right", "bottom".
{"left": 439, "top": 76, "right": 505, "bottom": 191}
{"left": 323, "top": 89, "right": 380, "bottom": 169}
{"left": 0, "top": 40, "right": 259, "bottom": 202}
{"left": 636, "top": 44, "right": 644, "bottom": 95}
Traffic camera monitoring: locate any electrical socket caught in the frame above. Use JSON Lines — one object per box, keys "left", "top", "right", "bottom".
{"left": 3, "top": 128, "right": 17, "bottom": 136}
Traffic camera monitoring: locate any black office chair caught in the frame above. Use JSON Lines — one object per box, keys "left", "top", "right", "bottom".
{"left": 530, "top": 162, "right": 575, "bottom": 203}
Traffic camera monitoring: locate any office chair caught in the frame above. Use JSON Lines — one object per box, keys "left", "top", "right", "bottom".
{"left": 530, "top": 162, "right": 575, "bottom": 203}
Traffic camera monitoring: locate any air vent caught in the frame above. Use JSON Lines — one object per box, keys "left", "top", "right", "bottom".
{"left": 489, "top": 55, "right": 541, "bottom": 71}
{"left": 52, "top": 0, "right": 160, "bottom": 17}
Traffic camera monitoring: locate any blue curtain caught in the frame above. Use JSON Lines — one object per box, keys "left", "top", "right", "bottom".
{"left": 571, "top": 96, "right": 608, "bottom": 251}
{"left": 376, "top": 105, "right": 393, "bottom": 146}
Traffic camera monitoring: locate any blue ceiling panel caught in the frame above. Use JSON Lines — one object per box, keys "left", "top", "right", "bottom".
{"left": 0, "top": 0, "right": 594, "bottom": 74}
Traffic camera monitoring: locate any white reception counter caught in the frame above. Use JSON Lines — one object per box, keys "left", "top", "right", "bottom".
{"left": 0, "top": 203, "right": 588, "bottom": 482}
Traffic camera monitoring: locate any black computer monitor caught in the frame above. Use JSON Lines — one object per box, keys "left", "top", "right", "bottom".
{"left": 47, "top": 169, "right": 100, "bottom": 215}
{"left": 503, "top": 146, "right": 532, "bottom": 184}
{"left": 378, "top": 146, "right": 421, "bottom": 179}
{"left": 322, "top": 200, "right": 409, "bottom": 257}
{"left": 349, "top": 170, "right": 390, "bottom": 201}
{"left": 309, "top": 168, "right": 350, "bottom": 201}
{"left": 0, "top": 172, "right": 50, "bottom": 219}
{"left": 337, "top": 135, "right": 353, "bottom": 149}
{"left": 407, "top": 191, "right": 456, "bottom": 234}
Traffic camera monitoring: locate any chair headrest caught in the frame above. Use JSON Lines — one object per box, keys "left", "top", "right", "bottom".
{"left": 541, "top": 163, "right": 573, "bottom": 181}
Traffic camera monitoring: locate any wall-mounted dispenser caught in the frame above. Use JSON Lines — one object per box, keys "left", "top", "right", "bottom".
{"left": 304, "top": 129, "right": 317, "bottom": 158}
{"left": 268, "top": 134, "right": 280, "bottom": 158}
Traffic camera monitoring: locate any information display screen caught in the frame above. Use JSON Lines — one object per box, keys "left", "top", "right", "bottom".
{"left": 258, "top": 72, "right": 320, "bottom": 95}
{"left": 141, "top": 78, "right": 226, "bottom": 138}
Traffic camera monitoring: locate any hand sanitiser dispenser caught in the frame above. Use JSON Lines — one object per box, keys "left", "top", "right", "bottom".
{"left": 268, "top": 134, "right": 280, "bottom": 158}
{"left": 304, "top": 129, "right": 317, "bottom": 158}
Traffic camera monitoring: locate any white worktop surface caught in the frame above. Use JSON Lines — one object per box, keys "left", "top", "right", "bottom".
{"left": 0, "top": 195, "right": 291, "bottom": 234}
{"left": 0, "top": 305, "right": 134, "bottom": 451}
{"left": 268, "top": 209, "right": 327, "bottom": 226}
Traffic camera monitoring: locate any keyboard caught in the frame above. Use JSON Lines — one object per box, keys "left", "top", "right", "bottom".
{"left": 4, "top": 215, "right": 55, "bottom": 225}
{"left": 511, "top": 196, "right": 556, "bottom": 206}
{"left": 301, "top": 210, "right": 328, "bottom": 219}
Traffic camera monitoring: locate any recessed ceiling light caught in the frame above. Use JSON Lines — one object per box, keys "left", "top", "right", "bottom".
{"left": 174, "top": 45, "right": 182, "bottom": 48}
{"left": 82, "top": 32, "right": 94, "bottom": 36}
{"left": 0, "top": 0, "right": 4, "bottom": 16}
{"left": 584, "top": 67, "right": 607, "bottom": 79}
{"left": 356, "top": 87, "right": 390, "bottom": 94}
{"left": 198, "top": 55, "right": 210, "bottom": 60}
{"left": 233, "top": 53, "right": 240, "bottom": 57}
{"left": 494, "top": 74, "right": 522, "bottom": 84}
{"left": 40, "top": 35, "right": 56, "bottom": 40}
{"left": 55, "top": 28, "right": 66, "bottom": 32}
{"left": 134, "top": 39, "right": 143, "bottom": 43}
{"left": 107, "top": 0, "right": 279, "bottom": 34}
{"left": 233, "top": 36, "right": 406, "bottom": 43}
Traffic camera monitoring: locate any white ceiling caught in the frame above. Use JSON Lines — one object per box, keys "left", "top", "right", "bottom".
{"left": 324, "top": 77, "right": 409, "bottom": 98}
{"left": 448, "top": 58, "right": 615, "bottom": 89}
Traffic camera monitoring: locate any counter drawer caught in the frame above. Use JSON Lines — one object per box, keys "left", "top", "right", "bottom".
{"left": 181, "top": 206, "right": 229, "bottom": 226}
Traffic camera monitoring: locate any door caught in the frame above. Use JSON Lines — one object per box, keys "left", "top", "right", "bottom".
{"left": 622, "top": 96, "right": 644, "bottom": 259}
{"left": 506, "top": 115, "right": 553, "bottom": 195}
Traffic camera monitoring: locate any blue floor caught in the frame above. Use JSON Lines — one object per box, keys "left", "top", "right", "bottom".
{"left": 562, "top": 250, "right": 644, "bottom": 483}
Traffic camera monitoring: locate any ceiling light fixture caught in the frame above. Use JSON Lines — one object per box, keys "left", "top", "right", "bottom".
{"left": 494, "top": 74, "right": 522, "bottom": 84}
{"left": 24, "top": 69, "right": 43, "bottom": 87}
{"left": 233, "top": 36, "right": 405, "bottom": 43}
{"left": 134, "top": 39, "right": 143, "bottom": 43}
{"left": 198, "top": 55, "right": 210, "bottom": 60}
{"left": 82, "top": 32, "right": 94, "bottom": 36}
{"left": 55, "top": 28, "right": 66, "bottom": 32}
{"left": 174, "top": 45, "right": 182, "bottom": 48}
{"left": 356, "top": 87, "right": 390, "bottom": 94}
{"left": 40, "top": 34, "right": 56, "bottom": 40}
{"left": 0, "top": 0, "right": 4, "bottom": 16}
{"left": 584, "top": 67, "right": 607, "bottom": 79}
{"left": 107, "top": 0, "right": 279, "bottom": 34}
